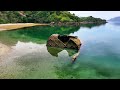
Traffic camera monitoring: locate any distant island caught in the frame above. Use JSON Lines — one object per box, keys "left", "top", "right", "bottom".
{"left": 108, "top": 16, "right": 120, "bottom": 22}
{"left": 0, "top": 11, "right": 107, "bottom": 26}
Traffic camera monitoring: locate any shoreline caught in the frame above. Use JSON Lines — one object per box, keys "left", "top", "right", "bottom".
{"left": 0, "top": 23, "right": 49, "bottom": 31}
{"left": 50, "top": 21, "right": 107, "bottom": 26}
{"left": 0, "top": 22, "right": 107, "bottom": 31}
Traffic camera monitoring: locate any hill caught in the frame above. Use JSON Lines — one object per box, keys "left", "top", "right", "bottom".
{"left": 0, "top": 11, "right": 107, "bottom": 24}
{"left": 109, "top": 16, "right": 120, "bottom": 22}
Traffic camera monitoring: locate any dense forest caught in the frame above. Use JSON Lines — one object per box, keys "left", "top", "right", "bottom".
{"left": 0, "top": 11, "right": 107, "bottom": 24}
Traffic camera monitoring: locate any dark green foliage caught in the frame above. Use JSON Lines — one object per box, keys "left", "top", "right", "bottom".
{"left": 79, "top": 16, "right": 106, "bottom": 23}
{"left": 0, "top": 11, "right": 106, "bottom": 24}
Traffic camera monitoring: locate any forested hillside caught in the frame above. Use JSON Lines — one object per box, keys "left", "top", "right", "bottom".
{"left": 0, "top": 11, "right": 106, "bottom": 24}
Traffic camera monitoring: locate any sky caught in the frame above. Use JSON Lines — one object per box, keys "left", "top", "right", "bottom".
{"left": 70, "top": 11, "right": 120, "bottom": 20}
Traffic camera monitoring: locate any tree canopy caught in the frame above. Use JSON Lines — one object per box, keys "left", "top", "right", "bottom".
{"left": 0, "top": 11, "right": 106, "bottom": 24}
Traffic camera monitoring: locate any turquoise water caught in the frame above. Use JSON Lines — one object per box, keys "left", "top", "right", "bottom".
{"left": 0, "top": 22, "right": 120, "bottom": 79}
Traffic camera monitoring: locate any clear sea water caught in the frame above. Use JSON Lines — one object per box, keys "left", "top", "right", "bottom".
{"left": 0, "top": 22, "right": 120, "bottom": 79}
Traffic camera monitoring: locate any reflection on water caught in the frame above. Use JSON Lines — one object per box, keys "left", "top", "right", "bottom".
{"left": 108, "top": 21, "right": 120, "bottom": 26}
{"left": 47, "top": 46, "right": 78, "bottom": 57}
{"left": 0, "top": 24, "right": 106, "bottom": 46}
{"left": 0, "top": 41, "right": 79, "bottom": 79}
{"left": 47, "top": 46, "right": 81, "bottom": 62}
{"left": 1, "top": 22, "right": 120, "bottom": 79}
{"left": 79, "top": 23, "right": 106, "bottom": 29}
{"left": 0, "top": 26, "right": 80, "bottom": 46}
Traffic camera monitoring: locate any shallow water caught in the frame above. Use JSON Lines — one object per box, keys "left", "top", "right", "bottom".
{"left": 0, "top": 22, "right": 120, "bottom": 79}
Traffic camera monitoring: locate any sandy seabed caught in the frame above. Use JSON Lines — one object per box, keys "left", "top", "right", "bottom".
{"left": 0, "top": 43, "right": 10, "bottom": 57}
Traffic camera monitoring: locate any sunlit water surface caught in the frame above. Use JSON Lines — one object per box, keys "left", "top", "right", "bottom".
{"left": 0, "top": 22, "right": 120, "bottom": 79}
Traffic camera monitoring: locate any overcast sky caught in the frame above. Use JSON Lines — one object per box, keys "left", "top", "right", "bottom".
{"left": 70, "top": 11, "right": 120, "bottom": 20}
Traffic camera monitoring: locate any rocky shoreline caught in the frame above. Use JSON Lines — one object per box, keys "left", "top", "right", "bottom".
{"left": 50, "top": 21, "right": 107, "bottom": 26}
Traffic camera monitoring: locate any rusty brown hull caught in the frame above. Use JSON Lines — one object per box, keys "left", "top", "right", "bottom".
{"left": 46, "top": 34, "right": 82, "bottom": 50}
